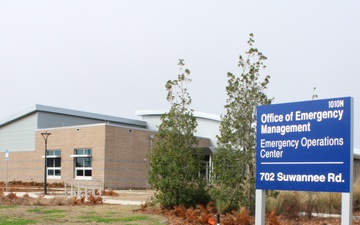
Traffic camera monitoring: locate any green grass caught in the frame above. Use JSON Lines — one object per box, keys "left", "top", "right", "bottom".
{"left": 26, "top": 208, "right": 66, "bottom": 221}
{"left": 118, "top": 215, "right": 149, "bottom": 222}
{"left": 27, "top": 208, "right": 66, "bottom": 214}
{"left": 0, "top": 206, "right": 15, "bottom": 209}
{"left": 27, "top": 208, "right": 42, "bottom": 213}
{"left": 44, "top": 213, "right": 66, "bottom": 218}
{"left": 0, "top": 216, "right": 35, "bottom": 225}
{"left": 80, "top": 215, "right": 149, "bottom": 223}
{"left": 0, "top": 204, "right": 164, "bottom": 224}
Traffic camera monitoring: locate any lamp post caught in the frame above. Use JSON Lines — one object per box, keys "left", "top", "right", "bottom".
{"left": 41, "top": 131, "right": 51, "bottom": 194}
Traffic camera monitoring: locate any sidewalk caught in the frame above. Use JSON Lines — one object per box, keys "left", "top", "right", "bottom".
{"left": 3, "top": 191, "right": 147, "bottom": 205}
{"left": 101, "top": 197, "right": 144, "bottom": 205}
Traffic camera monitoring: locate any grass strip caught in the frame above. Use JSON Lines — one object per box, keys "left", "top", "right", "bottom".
{"left": 27, "top": 208, "right": 66, "bottom": 214}
{"left": 0, "top": 215, "right": 36, "bottom": 225}
{"left": 80, "top": 215, "right": 149, "bottom": 223}
{"left": 0, "top": 206, "right": 15, "bottom": 209}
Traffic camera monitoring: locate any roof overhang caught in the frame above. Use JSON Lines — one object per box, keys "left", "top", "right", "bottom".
{"left": 0, "top": 104, "right": 147, "bottom": 128}
{"left": 135, "top": 110, "right": 221, "bottom": 122}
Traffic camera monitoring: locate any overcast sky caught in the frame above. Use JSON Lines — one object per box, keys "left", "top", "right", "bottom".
{"left": 0, "top": 1, "right": 359, "bottom": 146}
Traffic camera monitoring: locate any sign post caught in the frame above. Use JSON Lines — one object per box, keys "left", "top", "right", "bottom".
{"left": 5, "top": 150, "right": 9, "bottom": 192}
{"left": 255, "top": 97, "right": 353, "bottom": 225}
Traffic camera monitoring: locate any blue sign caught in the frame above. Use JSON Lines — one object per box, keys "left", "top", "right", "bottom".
{"left": 256, "top": 97, "right": 352, "bottom": 192}
{"left": 5, "top": 150, "right": 9, "bottom": 161}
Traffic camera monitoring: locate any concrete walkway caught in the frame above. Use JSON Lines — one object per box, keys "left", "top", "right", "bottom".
{"left": 101, "top": 197, "right": 144, "bottom": 205}
{"left": 3, "top": 191, "right": 145, "bottom": 205}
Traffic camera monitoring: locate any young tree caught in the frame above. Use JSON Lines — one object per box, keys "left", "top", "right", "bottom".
{"left": 211, "top": 34, "right": 272, "bottom": 213}
{"left": 148, "top": 59, "right": 208, "bottom": 208}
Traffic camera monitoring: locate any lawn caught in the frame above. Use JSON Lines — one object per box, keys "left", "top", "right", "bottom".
{"left": 0, "top": 204, "right": 165, "bottom": 225}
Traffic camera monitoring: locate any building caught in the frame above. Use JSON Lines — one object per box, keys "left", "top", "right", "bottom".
{"left": 0, "top": 105, "right": 219, "bottom": 189}
{"left": 1, "top": 104, "right": 359, "bottom": 189}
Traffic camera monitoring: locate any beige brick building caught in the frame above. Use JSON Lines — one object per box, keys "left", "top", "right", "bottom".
{"left": 2, "top": 105, "right": 360, "bottom": 190}
{"left": 0, "top": 105, "right": 215, "bottom": 189}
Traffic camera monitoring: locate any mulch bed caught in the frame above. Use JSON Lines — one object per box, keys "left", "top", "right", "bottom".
{"left": 3, "top": 183, "right": 360, "bottom": 225}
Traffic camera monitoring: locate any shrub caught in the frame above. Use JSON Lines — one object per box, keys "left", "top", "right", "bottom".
{"left": 302, "top": 192, "right": 316, "bottom": 219}
{"left": 165, "top": 202, "right": 217, "bottom": 224}
{"left": 171, "top": 204, "right": 200, "bottom": 223}
{"left": 353, "top": 180, "right": 360, "bottom": 211}
{"left": 209, "top": 186, "right": 240, "bottom": 213}
{"left": 313, "top": 192, "right": 341, "bottom": 214}
{"left": 220, "top": 208, "right": 251, "bottom": 225}
{"left": 87, "top": 194, "right": 103, "bottom": 204}
{"left": 267, "top": 208, "right": 280, "bottom": 225}
{"left": 265, "top": 196, "right": 282, "bottom": 215}
{"left": 80, "top": 196, "right": 86, "bottom": 204}
{"left": 7, "top": 192, "right": 17, "bottom": 199}
{"left": 9, "top": 187, "right": 17, "bottom": 192}
{"left": 234, "top": 207, "right": 251, "bottom": 225}
{"left": 279, "top": 192, "right": 301, "bottom": 219}
{"left": 33, "top": 198, "right": 50, "bottom": 206}
{"left": 72, "top": 196, "right": 80, "bottom": 205}
{"left": 51, "top": 197, "right": 71, "bottom": 206}
{"left": 15, "top": 197, "right": 32, "bottom": 206}
{"left": 102, "top": 189, "right": 119, "bottom": 196}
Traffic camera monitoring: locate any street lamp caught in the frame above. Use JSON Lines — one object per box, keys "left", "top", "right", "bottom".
{"left": 41, "top": 131, "right": 51, "bottom": 194}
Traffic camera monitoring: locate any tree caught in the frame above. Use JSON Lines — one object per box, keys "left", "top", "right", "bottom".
{"left": 148, "top": 59, "right": 208, "bottom": 208}
{"left": 211, "top": 34, "right": 272, "bottom": 214}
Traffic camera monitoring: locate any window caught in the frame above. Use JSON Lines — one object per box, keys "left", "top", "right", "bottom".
{"left": 73, "top": 148, "right": 92, "bottom": 179}
{"left": 46, "top": 150, "right": 61, "bottom": 178}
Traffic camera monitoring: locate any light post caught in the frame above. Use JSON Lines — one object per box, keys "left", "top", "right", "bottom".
{"left": 41, "top": 131, "right": 51, "bottom": 194}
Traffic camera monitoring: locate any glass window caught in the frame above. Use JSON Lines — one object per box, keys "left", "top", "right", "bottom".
{"left": 76, "top": 158, "right": 84, "bottom": 167}
{"left": 75, "top": 149, "right": 83, "bottom": 155}
{"left": 46, "top": 150, "right": 61, "bottom": 178}
{"left": 85, "top": 170, "right": 92, "bottom": 176}
{"left": 84, "top": 157, "right": 92, "bottom": 167}
{"left": 74, "top": 148, "right": 92, "bottom": 179}
{"left": 54, "top": 158, "right": 61, "bottom": 167}
{"left": 47, "top": 150, "right": 61, "bottom": 156}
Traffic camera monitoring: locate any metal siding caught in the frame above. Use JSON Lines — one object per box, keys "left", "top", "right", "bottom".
{"left": 37, "top": 112, "right": 103, "bottom": 128}
{"left": 0, "top": 113, "right": 37, "bottom": 152}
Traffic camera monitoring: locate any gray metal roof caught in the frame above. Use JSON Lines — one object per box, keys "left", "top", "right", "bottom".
{"left": 135, "top": 110, "right": 221, "bottom": 121}
{"left": 0, "top": 104, "right": 147, "bottom": 128}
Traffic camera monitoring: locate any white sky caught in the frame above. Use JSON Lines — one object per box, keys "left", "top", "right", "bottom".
{"left": 0, "top": 1, "right": 359, "bottom": 146}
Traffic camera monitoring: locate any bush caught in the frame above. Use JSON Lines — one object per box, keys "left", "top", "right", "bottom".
{"left": 154, "top": 183, "right": 210, "bottom": 209}
{"left": 267, "top": 209, "right": 280, "bottom": 225}
{"left": 101, "top": 189, "right": 119, "bottom": 196}
{"left": 265, "top": 190, "right": 345, "bottom": 218}
{"left": 51, "top": 197, "right": 72, "bottom": 206}
{"left": 87, "top": 194, "right": 103, "bottom": 204}
{"left": 164, "top": 202, "right": 255, "bottom": 225}
{"left": 302, "top": 192, "right": 316, "bottom": 219}
{"left": 213, "top": 198, "right": 234, "bottom": 214}
{"left": 209, "top": 185, "right": 242, "bottom": 213}
{"left": 313, "top": 192, "right": 341, "bottom": 214}
{"left": 265, "top": 196, "right": 282, "bottom": 215}
{"left": 279, "top": 192, "right": 301, "bottom": 219}
{"left": 7, "top": 192, "right": 17, "bottom": 199}
{"left": 353, "top": 179, "right": 360, "bottom": 211}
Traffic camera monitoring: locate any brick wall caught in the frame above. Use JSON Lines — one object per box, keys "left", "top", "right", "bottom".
{"left": 0, "top": 124, "right": 213, "bottom": 190}
{"left": 104, "top": 126, "right": 155, "bottom": 189}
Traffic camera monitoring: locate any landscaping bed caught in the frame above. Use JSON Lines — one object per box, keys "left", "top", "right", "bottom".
{"left": 2, "top": 182, "right": 360, "bottom": 224}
